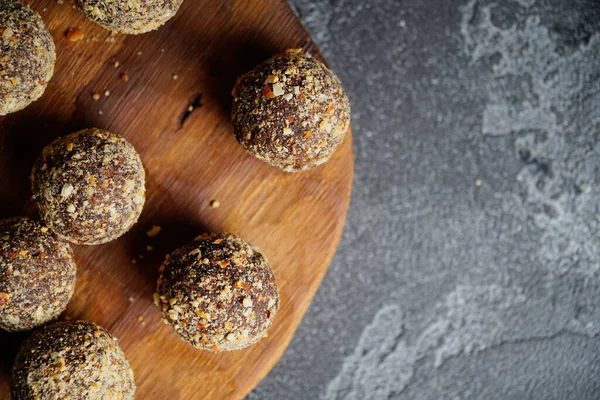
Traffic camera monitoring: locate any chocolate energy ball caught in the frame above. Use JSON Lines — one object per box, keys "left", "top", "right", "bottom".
{"left": 75, "top": 0, "right": 184, "bottom": 34}
{"left": 31, "top": 128, "right": 146, "bottom": 245}
{"left": 155, "top": 233, "right": 279, "bottom": 352}
{"left": 0, "top": 0, "right": 56, "bottom": 115}
{"left": 0, "top": 217, "right": 76, "bottom": 332}
{"left": 12, "top": 321, "right": 136, "bottom": 399}
{"left": 232, "top": 49, "right": 351, "bottom": 172}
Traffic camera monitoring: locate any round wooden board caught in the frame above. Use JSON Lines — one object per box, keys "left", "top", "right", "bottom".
{"left": 0, "top": 0, "right": 353, "bottom": 399}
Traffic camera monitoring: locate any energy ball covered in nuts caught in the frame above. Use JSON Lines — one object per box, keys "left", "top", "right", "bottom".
{"left": 31, "top": 128, "right": 146, "bottom": 245}
{"left": 75, "top": 0, "right": 184, "bottom": 34}
{"left": 0, "top": 0, "right": 56, "bottom": 115}
{"left": 12, "top": 321, "right": 136, "bottom": 399}
{"left": 232, "top": 49, "right": 351, "bottom": 172}
{"left": 155, "top": 233, "right": 279, "bottom": 352}
{"left": 0, "top": 217, "right": 76, "bottom": 332}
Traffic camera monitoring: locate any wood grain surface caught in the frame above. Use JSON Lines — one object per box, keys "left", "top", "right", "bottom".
{"left": 0, "top": 0, "right": 353, "bottom": 399}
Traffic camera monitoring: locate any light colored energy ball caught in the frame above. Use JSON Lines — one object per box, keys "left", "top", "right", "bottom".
{"left": 12, "top": 321, "right": 136, "bottom": 399}
{"left": 155, "top": 233, "right": 280, "bottom": 352}
{"left": 75, "top": 0, "right": 184, "bottom": 34}
{"left": 0, "top": 0, "right": 55, "bottom": 115}
{"left": 0, "top": 217, "right": 76, "bottom": 332}
{"left": 232, "top": 49, "right": 351, "bottom": 172}
{"left": 31, "top": 128, "right": 146, "bottom": 245}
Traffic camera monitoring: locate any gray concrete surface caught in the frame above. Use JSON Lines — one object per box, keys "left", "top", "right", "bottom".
{"left": 249, "top": 0, "right": 600, "bottom": 398}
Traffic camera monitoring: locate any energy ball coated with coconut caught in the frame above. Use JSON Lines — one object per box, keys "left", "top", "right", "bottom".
{"left": 0, "top": 217, "right": 76, "bottom": 332}
{"left": 155, "top": 233, "right": 279, "bottom": 352}
{"left": 31, "top": 128, "right": 146, "bottom": 245}
{"left": 75, "top": 0, "right": 184, "bottom": 34}
{"left": 232, "top": 49, "right": 351, "bottom": 172}
{"left": 12, "top": 321, "right": 136, "bottom": 399}
{"left": 0, "top": 0, "right": 56, "bottom": 115}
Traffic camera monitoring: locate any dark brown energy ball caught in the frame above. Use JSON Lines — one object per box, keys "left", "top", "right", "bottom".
{"left": 31, "top": 128, "right": 146, "bottom": 245}
{"left": 155, "top": 233, "right": 279, "bottom": 352}
{"left": 231, "top": 49, "right": 351, "bottom": 172}
{"left": 0, "top": 217, "right": 76, "bottom": 332}
{"left": 75, "top": 0, "right": 184, "bottom": 34}
{"left": 12, "top": 321, "right": 136, "bottom": 399}
{"left": 0, "top": 0, "right": 56, "bottom": 115}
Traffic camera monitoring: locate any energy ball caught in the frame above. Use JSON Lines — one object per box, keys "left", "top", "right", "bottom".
{"left": 155, "top": 233, "right": 279, "bottom": 352}
{"left": 75, "top": 0, "right": 184, "bottom": 35}
{"left": 12, "top": 321, "right": 136, "bottom": 399}
{"left": 0, "top": 217, "right": 76, "bottom": 332}
{"left": 31, "top": 128, "right": 146, "bottom": 245}
{"left": 232, "top": 48, "right": 351, "bottom": 172}
{"left": 0, "top": 0, "right": 56, "bottom": 115}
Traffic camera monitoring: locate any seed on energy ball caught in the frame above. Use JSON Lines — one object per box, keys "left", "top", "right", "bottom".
{"left": 31, "top": 128, "right": 146, "bottom": 245}
{"left": 232, "top": 48, "right": 351, "bottom": 172}
{"left": 0, "top": 0, "right": 56, "bottom": 115}
{"left": 155, "top": 233, "right": 280, "bottom": 352}
{"left": 12, "top": 321, "right": 136, "bottom": 399}
{"left": 75, "top": 0, "right": 184, "bottom": 35}
{"left": 0, "top": 217, "right": 76, "bottom": 332}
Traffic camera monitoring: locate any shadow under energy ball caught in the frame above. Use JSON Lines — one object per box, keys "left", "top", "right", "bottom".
{"left": 0, "top": 0, "right": 55, "bottom": 115}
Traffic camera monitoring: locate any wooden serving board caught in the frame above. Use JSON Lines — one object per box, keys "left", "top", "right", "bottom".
{"left": 0, "top": 0, "right": 353, "bottom": 398}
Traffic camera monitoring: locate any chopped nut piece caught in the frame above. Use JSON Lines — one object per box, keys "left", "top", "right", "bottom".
{"left": 210, "top": 200, "right": 220, "bottom": 208}
{"left": 92, "top": 93, "right": 101, "bottom": 100}
{"left": 61, "top": 183, "right": 74, "bottom": 198}
{"left": 272, "top": 82, "right": 284, "bottom": 96}
{"left": 242, "top": 297, "right": 253, "bottom": 307}
{"left": 261, "top": 85, "right": 276, "bottom": 98}
{"left": 146, "top": 225, "right": 161, "bottom": 237}
{"left": 65, "top": 27, "right": 84, "bottom": 41}
{"left": 0, "top": 292, "right": 10, "bottom": 306}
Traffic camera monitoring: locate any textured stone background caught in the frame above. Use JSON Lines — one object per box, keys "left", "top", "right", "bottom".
{"left": 250, "top": 0, "right": 600, "bottom": 399}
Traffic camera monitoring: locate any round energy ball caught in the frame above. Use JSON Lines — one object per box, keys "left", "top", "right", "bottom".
{"left": 0, "top": 0, "right": 56, "bottom": 115}
{"left": 31, "top": 128, "right": 146, "bottom": 245}
{"left": 75, "top": 0, "right": 184, "bottom": 34}
{"left": 155, "top": 233, "right": 279, "bottom": 352}
{"left": 232, "top": 48, "right": 351, "bottom": 172}
{"left": 12, "top": 321, "right": 136, "bottom": 399}
{"left": 0, "top": 217, "right": 76, "bottom": 332}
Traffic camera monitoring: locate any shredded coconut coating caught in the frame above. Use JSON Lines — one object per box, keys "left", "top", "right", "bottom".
{"left": 232, "top": 49, "right": 351, "bottom": 172}
{"left": 12, "top": 321, "right": 136, "bottom": 400}
{"left": 155, "top": 233, "right": 280, "bottom": 352}
{"left": 0, "top": 217, "right": 75, "bottom": 332}
{"left": 75, "top": 0, "right": 184, "bottom": 35}
{"left": 31, "top": 128, "right": 146, "bottom": 245}
{"left": 0, "top": 0, "right": 55, "bottom": 115}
